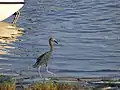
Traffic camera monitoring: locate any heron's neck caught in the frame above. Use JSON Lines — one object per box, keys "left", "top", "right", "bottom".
{"left": 49, "top": 41, "right": 54, "bottom": 52}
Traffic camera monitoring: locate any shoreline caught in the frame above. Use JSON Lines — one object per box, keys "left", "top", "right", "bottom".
{"left": 0, "top": 75, "right": 120, "bottom": 90}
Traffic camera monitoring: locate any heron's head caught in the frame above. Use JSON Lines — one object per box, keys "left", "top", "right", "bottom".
{"left": 49, "top": 37, "right": 58, "bottom": 44}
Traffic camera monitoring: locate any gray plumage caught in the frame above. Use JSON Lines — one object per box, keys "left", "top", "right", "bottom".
{"left": 33, "top": 51, "right": 52, "bottom": 68}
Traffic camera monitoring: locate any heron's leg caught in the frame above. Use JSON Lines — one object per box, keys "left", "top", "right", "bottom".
{"left": 46, "top": 64, "right": 55, "bottom": 76}
{"left": 38, "top": 66, "right": 42, "bottom": 78}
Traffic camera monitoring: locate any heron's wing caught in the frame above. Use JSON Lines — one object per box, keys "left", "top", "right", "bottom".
{"left": 33, "top": 51, "right": 52, "bottom": 68}
{"left": 37, "top": 51, "right": 51, "bottom": 64}
{"left": 36, "top": 52, "right": 48, "bottom": 61}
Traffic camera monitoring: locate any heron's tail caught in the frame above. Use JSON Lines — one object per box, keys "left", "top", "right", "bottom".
{"left": 33, "top": 63, "right": 37, "bottom": 68}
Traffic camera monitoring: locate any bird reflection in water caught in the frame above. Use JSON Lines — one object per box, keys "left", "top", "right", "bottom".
{"left": 0, "top": 21, "right": 24, "bottom": 55}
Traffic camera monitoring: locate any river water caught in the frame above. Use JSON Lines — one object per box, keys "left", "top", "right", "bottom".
{"left": 1, "top": 0, "right": 120, "bottom": 78}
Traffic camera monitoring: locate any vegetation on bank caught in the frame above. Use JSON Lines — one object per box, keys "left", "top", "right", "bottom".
{"left": 0, "top": 75, "right": 89, "bottom": 90}
{"left": 0, "top": 75, "right": 15, "bottom": 90}
{"left": 25, "top": 82, "right": 80, "bottom": 90}
{"left": 0, "top": 75, "right": 120, "bottom": 90}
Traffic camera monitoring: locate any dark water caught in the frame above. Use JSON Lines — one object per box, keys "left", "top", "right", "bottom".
{"left": 1, "top": 0, "right": 120, "bottom": 78}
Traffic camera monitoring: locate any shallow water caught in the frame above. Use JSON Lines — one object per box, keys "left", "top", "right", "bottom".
{"left": 1, "top": 0, "right": 120, "bottom": 78}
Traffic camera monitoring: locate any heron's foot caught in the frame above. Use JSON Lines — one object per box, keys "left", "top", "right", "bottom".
{"left": 47, "top": 70, "right": 56, "bottom": 76}
{"left": 52, "top": 73, "right": 56, "bottom": 77}
{"left": 39, "top": 74, "right": 43, "bottom": 78}
{"left": 44, "top": 78, "right": 50, "bottom": 81}
{"left": 38, "top": 71, "right": 43, "bottom": 78}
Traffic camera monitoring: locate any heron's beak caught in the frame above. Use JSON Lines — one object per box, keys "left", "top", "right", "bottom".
{"left": 54, "top": 40, "right": 58, "bottom": 44}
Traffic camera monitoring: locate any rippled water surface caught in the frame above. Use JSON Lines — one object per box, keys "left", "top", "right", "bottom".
{"left": 1, "top": 0, "right": 120, "bottom": 77}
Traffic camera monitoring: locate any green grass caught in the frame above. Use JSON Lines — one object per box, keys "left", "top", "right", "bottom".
{"left": 0, "top": 75, "right": 16, "bottom": 90}
{"left": 25, "top": 82, "right": 79, "bottom": 90}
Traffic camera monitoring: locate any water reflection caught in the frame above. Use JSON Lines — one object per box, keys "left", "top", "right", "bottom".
{"left": 0, "top": 22, "right": 24, "bottom": 54}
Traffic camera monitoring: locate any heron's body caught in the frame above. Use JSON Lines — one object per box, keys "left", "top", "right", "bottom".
{"left": 33, "top": 51, "right": 52, "bottom": 68}
{"left": 33, "top": 37, "right": 58, "bottom": 77}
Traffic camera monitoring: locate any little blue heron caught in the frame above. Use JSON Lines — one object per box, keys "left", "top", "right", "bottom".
{"left": 33, "top": 37, "right": 58, "bottom": 77}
